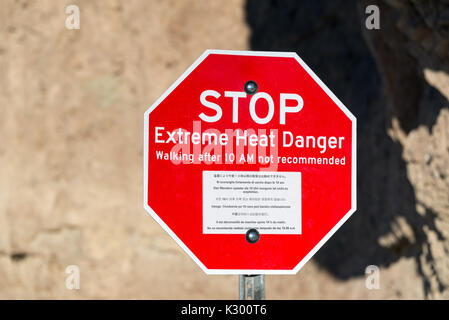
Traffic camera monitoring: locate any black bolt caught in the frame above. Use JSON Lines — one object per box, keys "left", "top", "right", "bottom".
{"left": 244, "top": 80, "right": 258, "bottom": 95}
{"left": 246, "top": 228, "right": 260, "bottom": 244}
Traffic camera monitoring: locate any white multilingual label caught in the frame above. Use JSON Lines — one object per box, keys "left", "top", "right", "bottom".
{"left": 202, "top": 171, "right": 301, "bottom": 234}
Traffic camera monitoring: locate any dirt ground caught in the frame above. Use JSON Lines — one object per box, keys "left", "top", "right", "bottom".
{"left": 0, "top": 0, "right": 426, "bottom": 299}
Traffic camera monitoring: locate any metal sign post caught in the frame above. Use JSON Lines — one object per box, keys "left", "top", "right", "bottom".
{"left": 239, "top": 275, "right": 265, "bottom": 300}
{"left": 239, "top": 229, "right": 265, "bottom": 299}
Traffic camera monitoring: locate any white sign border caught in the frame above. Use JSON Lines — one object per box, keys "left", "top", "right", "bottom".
{"left": 143, "top": 49, "right": 357, "bottom": 275}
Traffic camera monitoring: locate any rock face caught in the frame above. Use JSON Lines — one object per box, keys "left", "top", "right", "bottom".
{"left": 0, "top": 0, "right": 448, "bottom": 299}
{"left": 247, "top": 0, "right": 449, "bottom": 299}
{"left": 360, "top": 0, "right": 449, "bottom": 298}
{"left": 0, "top": 0, "right": 249, "bottom": 299}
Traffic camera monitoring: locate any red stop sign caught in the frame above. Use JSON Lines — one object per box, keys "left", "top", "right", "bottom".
{"left": 143, "top": 50, "right": 356, "bottom": 274}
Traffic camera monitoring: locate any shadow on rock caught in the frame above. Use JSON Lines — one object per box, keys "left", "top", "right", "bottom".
{"left": 245, "top": 0, "right": 427, "bottom": 279}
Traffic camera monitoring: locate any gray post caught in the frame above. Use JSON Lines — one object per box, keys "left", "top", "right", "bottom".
{"left": 239, "top": 275, "right": 265, "bottom": 300}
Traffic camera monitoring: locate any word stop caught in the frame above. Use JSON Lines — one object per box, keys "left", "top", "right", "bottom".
{"left": 198, "top": 90, "right": 304, "bottom": 125}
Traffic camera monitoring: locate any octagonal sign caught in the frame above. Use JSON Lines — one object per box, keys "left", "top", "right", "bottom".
{"left": 143, "top": 50, "right": 356, "bottom": 274}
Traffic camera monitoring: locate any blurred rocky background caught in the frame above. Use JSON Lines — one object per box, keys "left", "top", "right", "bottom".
{"left": 0, "top": 0, "right": 448, "bottom": 299}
